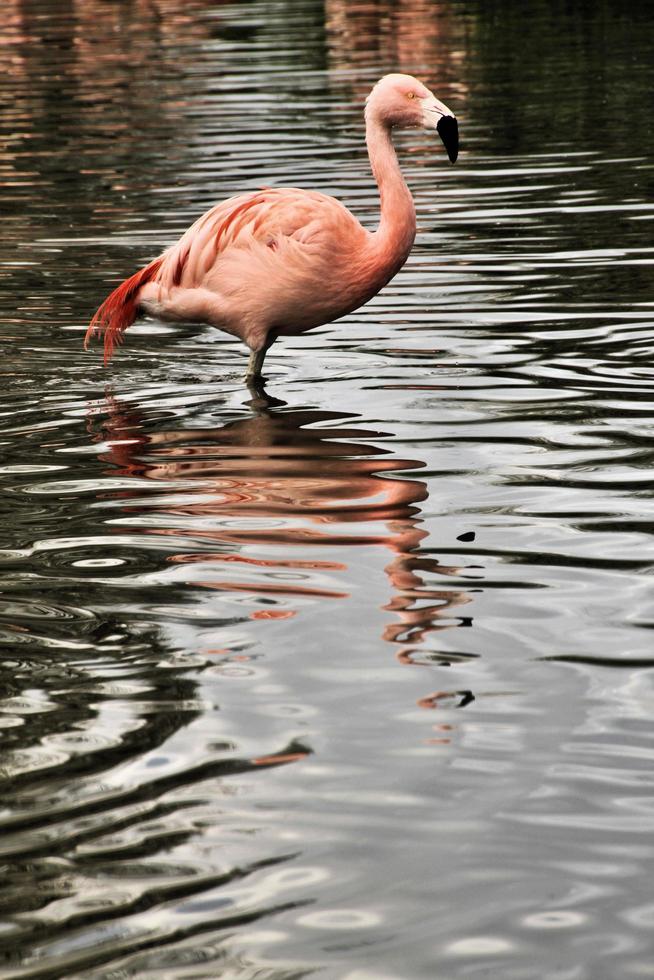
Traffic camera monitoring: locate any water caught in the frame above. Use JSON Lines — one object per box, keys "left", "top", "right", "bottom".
{"left": 1, "top": 0, "right": 654, "bottom": 976}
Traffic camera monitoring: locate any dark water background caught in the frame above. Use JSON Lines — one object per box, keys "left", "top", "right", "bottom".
{"left": 1, "top": 1, "right": 654, "bottom": 977}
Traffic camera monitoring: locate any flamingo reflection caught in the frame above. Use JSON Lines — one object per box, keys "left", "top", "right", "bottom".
{"left": 92, "top": 391, "right": 481, "bottom": 715}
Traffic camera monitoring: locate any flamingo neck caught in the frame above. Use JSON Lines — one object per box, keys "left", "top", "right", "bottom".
{"left": 366, "top": 114, "right": 416, "bottom": 274}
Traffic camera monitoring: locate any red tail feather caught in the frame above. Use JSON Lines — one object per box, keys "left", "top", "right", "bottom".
{"left": 85, "top": 257, "right": 164, "bottom": 364}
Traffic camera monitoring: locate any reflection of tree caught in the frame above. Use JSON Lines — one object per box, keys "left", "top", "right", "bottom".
{"left": 95, "top": 390, "right": 481, "bottom": 713}
{"left": 325, "top": 0, "right": 466, "bottom": 98}
{"left": 0, "top": 0, "right": 211, "bottom": 233}
{"left": 0, "top": 0, "right": 221, "bottom": 344}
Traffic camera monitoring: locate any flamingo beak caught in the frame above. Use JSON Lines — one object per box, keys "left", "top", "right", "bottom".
{"left": 437, "top": 115, "right": 459, "bottom": 163}
{"left": 421, "top": 94, "right": 459, "bottom": 163}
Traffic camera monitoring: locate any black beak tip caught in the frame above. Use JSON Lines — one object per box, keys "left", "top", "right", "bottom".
{"left": 437, "top": 115, "right": 459, "bottom": 163}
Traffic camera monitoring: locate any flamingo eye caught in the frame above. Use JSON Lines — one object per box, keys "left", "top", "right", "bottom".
{"left": 407, "top": 92, "right": 415, "bottom": 99}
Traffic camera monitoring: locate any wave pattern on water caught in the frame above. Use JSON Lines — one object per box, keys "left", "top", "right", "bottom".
{"left": 1, "top": 0, "right": 654, "bottom": 977}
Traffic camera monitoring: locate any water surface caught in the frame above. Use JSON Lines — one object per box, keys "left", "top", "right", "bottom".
{"left": 1, "top": 1, "right": 654, "bottom": 977}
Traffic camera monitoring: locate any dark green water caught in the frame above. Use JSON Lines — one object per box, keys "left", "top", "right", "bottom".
{"left": 1, "top": 1, "right": 654, "bottom": 977}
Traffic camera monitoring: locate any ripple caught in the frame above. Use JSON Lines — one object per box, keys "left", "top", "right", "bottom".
{"left": 2, "top": 0, "right": 654, "bottom": 977}
{"left": 523, "top": 911, "right": 587, "bottom": 929}
{"left": 444, "top": 936, "right": 514, "bottom": 956}
{"left": 297, "top": 908, "right": 381, "bottom": 930}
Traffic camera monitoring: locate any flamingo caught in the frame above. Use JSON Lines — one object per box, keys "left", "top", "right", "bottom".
{"left": 85, "top": 73, "right": 458, "bottom": 383}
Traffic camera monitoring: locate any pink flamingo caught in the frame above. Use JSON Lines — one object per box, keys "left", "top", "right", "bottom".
{"left": 85, "top": 73, "right": 458, "bottom": 383}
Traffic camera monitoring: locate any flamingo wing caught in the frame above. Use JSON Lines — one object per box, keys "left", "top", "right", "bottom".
{"left": 156, "top": 187, "right": 363, "bottom": 291}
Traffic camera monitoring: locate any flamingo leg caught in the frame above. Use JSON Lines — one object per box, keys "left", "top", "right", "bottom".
{"left": 245, "top": 331, "right": 277, "bottom": 384}
{"left": 245, "top": 347, "right": 267, "bottom": 382}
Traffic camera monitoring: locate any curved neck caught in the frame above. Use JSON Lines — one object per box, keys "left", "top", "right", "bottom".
{"left": 366, "top": 113, "right": 416, "bottom": 272}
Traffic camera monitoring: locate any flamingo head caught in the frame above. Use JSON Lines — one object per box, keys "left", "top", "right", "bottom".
{"left": 366, "top": 73, "right": 459, "bottom": 163}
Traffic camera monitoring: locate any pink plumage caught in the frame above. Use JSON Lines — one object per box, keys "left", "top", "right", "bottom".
{"left": 85, "top": 257, "right": 164, "bottom": 364}
{"left": 86, "top": 74, "right": 458, "bottom": 383}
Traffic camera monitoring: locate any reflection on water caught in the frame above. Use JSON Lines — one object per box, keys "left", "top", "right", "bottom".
{"left": 95, "top": 391, "right": 479, "bottom": 706}
{"left": 326, "top": 0, "right": 466, "bottom": 96}
{"left": 2, "top": 0, "right": 654, "bottom": 976}
{"left": 0, "top": 388, "right": 486, "bottom": 977}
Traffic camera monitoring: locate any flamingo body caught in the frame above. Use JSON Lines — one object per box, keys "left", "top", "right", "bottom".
{"left": 86, "top": 74, "right": 458, "bottom": 381}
